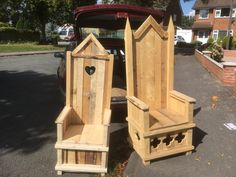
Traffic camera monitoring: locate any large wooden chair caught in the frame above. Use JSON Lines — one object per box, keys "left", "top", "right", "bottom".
{"left": 55, "top": 34, "right": 113, "bottom": 175}
{"left": 125, "top": 16, "right": 196, "bottom": 165}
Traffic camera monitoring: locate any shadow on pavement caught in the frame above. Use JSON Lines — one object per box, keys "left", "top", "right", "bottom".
{"left": 192, "top": 127, "right": 207, "bottom": 150}
{"left": 0, "top": 71, "right": 63, "bottom": 155}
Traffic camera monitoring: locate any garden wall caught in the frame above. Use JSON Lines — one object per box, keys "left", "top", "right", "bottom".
{"left": 195, "top": 50, "right": 236, "bottom": 88}
{"left": 224, "top": 50, "right": 236, "bottom": 58}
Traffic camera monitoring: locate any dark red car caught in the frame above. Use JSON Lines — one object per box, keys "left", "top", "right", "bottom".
{"left": 55, "top": 4, "right": 163, "bottom": 112}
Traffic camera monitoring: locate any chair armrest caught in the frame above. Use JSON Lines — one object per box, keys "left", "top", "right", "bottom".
{"left": 169, "top": 90, "right": 196, "bottom": 122}
{"left": 127, "top": 96, "right": 149, "bottom": 131}
{"left": 126, "top": 96, "right": 149, "bottom": 111}
{"left": 55, "top": 106, "right": 72, "bottom": 124}
{"left": 103, "top": 109, "right": 111, "bottom": 126}
{"left": 170, "top": 90, "right": 196, "bottom": 103}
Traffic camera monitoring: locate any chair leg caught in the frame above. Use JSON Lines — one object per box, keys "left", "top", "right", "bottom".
{"left": 101, "top": 173, "right": 105, "bottom": 177}
{"left": 143, "top": 160, "right": 150, "bottom": 166}
{"left": 57, "top": 171, "right": 62, "bottom": 175}
{"left": 186, "top": 151, "right": 192, "bottom": 156}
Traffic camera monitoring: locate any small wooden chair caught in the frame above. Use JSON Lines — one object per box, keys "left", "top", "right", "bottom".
{"left": 55, "top": 34, "right": 113, "bottom": 175}
{"left": 125, "top": 16, "right": 196, "bottom": 165}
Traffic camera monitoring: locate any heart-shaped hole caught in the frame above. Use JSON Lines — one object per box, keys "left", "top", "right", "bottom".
{"left": 85, "top": 66, "right": 96, "bottom": 75}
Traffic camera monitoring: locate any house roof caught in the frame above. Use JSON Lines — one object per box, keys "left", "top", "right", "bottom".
{"left": 193, "top": 0, "right": 236, "bottom": 10}
{"left": 192, "top": 21, "right": 213, "bottom": 29}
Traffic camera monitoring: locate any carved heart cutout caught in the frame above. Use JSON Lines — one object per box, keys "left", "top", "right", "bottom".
{"left": 85, "top": 66, "right": 96, "bottom": 75}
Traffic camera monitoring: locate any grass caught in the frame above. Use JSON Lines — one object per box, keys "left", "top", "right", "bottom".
{"left": 0, "top": 42, "right": 65, "bottom": 53}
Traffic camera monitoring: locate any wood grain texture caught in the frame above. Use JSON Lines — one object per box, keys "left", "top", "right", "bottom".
{"left": 55, "top": 34, "right": 113, "bottom": 175}
{"left": 125, "top": 16, "right": 196, "bottom": 165}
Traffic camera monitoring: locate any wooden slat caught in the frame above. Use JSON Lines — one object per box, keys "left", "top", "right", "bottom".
{"left": 72, "top": 57, "right": 78, "bottom": 112}
{"left": 94, "top": 60, "right": 105, "bottom": 124}
{"left": 96, "top": 152, "right": 102, "bottom": 165}
{"left": 127, "top": 96, "right": 149, "bottom": 111}
{"left": 55, "top": 164, "right": 107, "bottom": 173}
{"left": 55, "top": 142, "right": 109, "bottom": 152}
{"left": 79, "top": 151, "right": 86, "bottom": 164}
{"left": 88, "top": 58, "right": 97, "bottom": 124}
{"left": 76, "top": 58, "right": 84, "bottom": 120}
{"left": 72, "top": 54, "right": 109, "bottom": 61}
{"left": 67, "top": 150, "right": 76, "bottom": 164}
{"left": 166, "top": 16, "right": 175, "bottom": 108}
{"left": 103, "top": 55, "right": 114, "bottom": 110}
{"left": 149, "top": 111, "right": 176, "bottom": 127}
{"left": 66, "top": 51, "right": 72, "bottom": 106}
{"left": 82, "top": 58, "right": 91, "bottom": 124}
{"left": 125, "top": 18, "right": 134, "bottom": 96}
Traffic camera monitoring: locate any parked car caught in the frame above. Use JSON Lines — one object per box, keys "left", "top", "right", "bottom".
{"left": 58, "top": 25, "right": 75, "bottom": 41}
{"left": 174, "top": 35, "right": 186, "bottom": 45}
{"left": 55, "top": 4, "right": 163, "bottom": 110}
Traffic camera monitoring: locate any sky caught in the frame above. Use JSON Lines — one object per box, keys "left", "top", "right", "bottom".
{"left": 180, "top": 0, "right": 196, "bottom": 16}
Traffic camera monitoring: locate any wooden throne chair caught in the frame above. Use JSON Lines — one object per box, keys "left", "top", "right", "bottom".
{"left": 55, "top": 34, "right": 114, "bottom": 175}
{"left": 125, "top": 16, "right": 196, "bottom": 165}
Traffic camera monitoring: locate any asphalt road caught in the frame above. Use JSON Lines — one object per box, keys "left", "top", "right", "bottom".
{"left": 0, "top": 54, "right": 90, "bottom": 177}
{"left": 124, "top": 54, "right": 236, "bottom": 177}
{"left": 0, "top": 53, "right": 235, "bottom": 177}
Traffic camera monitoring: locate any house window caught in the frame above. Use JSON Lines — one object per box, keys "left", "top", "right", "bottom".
{"left": 215, "top": 8, "right": 236, "bottom": 18}
{"left": 213, "top": 30, "right": 218, "bottom": 40}
{"left": 199, "top": 9, "right": 209, "bottom": 19}
{"left": 215, "top": 9, "right": 221, "bottom": 17}
{"left": 221, "top": 8, "right": 230, "bottom": 17}
{"left": 212, "top": 30, "right": 233, "bottom": 40}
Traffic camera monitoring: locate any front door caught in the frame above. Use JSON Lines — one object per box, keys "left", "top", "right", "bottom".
{"left": 197, "top": 30, "right": 209, "bottom": 44}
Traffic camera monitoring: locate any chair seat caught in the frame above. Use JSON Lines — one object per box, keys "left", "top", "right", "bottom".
{"left": 149, "top": 109, "right": 187, "bottom": 130}
{"left": 62, "top": 124, "right": 106, "bottom": 146}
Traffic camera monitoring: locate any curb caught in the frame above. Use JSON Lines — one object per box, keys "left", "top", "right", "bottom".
{"left": 0, "top": 50, "right": 64, "bottom": 57}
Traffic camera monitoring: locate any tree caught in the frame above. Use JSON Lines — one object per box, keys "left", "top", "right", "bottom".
{"left": 102, "top": 0, "right": 171, "bottom": 10}
{"left": 0, "top": 0, "right": 97, "bottom": 42}
{"left": 181, "top": 16, "right": 194, "bottom": 28}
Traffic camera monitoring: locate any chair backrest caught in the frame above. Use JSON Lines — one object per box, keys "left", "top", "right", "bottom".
{"left": 125, "top": 16, "right": 174, "bottom": 110}
{"left": 66, "top": 34, "right": 114, "bottom": 124}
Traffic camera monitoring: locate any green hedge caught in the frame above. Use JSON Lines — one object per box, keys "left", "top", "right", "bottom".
{"left": 0, "top": 27, "right": 40, "bottom": 42}
{"left": 176, "top": 42, "right": 196, "bottom": 48}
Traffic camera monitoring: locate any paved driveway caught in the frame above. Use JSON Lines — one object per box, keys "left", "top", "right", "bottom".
{"left": 124, "top": 54, "right": 236, "bottom": 177}
{"left": 0, "top": 53, "right": 235, "bottom": 177}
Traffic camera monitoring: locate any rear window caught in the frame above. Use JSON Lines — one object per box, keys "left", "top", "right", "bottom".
{"left": 81, "top": 28, "right": 124, "bottom": 39}
{"left": 59, "top": 30, "right": 67, "bottom": 35}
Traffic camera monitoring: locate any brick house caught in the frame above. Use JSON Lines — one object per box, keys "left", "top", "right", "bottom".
{"left": 192, "top": 0, "right": 236, "bottom": 44}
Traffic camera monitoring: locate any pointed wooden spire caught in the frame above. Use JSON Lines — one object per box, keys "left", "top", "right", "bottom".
{"left": 72, "top": 33, "right": 107, "bottom": 55}
{"left": 134, "top": 15, "right": 168, "bottom": 39}
{"left": 125, "top": 18, "right": 134, "bottom": 96}
{"left": 166, "top": 16, "right": 175, "bottom": 95}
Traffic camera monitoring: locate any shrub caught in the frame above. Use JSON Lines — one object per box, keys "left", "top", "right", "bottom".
{"left": 211, "top": 43, "right": 224, "bottom": 62}
{"left": 0, "top": 22, "right": 9, "bottom": 27}
{"left": 222, "top": 36, "right": 233, "bottom": 49}
{"left": 191, "top": 40, "right": 202, "bottom": 49}
{"left": 176, "top": 42, "right": 195, "bottom": 48}
{"left": 232, "top": 38, "right": 236, "bottom": 50}
{"left": 0, "top": 27, "right": 18, "bottom": 41}
{"left": 216, "top": 38, "right": 222, "bottom": 45}
{"left": 206, "top": 36, "right": 214, "bottom": 51}
{"left": 0, "top": 27, "right": 40, "bottom": 42}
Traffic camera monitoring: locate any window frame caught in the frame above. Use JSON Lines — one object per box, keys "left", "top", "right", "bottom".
{"left": 215, "top": 8, "right": 236, "bottom": 18}
{"left": 212, "top": 30, "right": 233, "bottom": 40}
{"left": 199, "top": 9, "right": 209, "bottom": 19}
